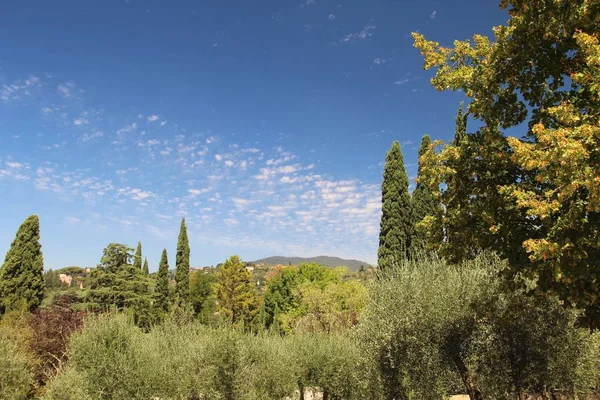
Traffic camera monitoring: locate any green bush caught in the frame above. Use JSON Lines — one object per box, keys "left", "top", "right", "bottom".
{"left": 357, "top": 251, "right": 600, "bottom": 399}
{"left": 0, "top": 334, "right": 36, "bottom": 399}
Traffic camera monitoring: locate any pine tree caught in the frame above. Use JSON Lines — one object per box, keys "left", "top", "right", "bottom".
{"left": 175, "top": 218, "right": 190, "bottom": 305}
{"left": 378, "top": 141, "right": 413, "bottom": 270}
{"left": 216, "top": 255, "right": 259, "bottom": 326}
{"left": 411, "top": 135, "right": 441, "bottom": 251}
{"left": 133, "top": 241, "right": 142, "bottom": 270}
{"left": 0, "top": 215, "right": 45, "bottom": 313}
{"left": 143, "top": 258, "right": 149, "bottom": 275}
{"left": 155, "top": 249, "right": 170, "bottom": 313}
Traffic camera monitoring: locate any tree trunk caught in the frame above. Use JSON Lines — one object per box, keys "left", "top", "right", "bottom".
{"left": 323, "top": 389, "right": 329, "bottom": 400}
{"left": 299, "top": 385, "right": 304, "bottom": 400}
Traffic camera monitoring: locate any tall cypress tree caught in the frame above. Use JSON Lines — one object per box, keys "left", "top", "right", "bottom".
{"left": 155, "top": 249, "right": 170, "bottom": 313}
{"left": 175, "top": 218, "right": 190, "bottom": 304}
{"left": 0, "top": 215, "right": 45, "bottom": 313}
{"left": 411, "top": 135, "right": 441, "bottom": 251}
{"left": 378, "top": 141, "right": 413, "bottom": 270}
{"left": 134, "top": 241, "right": 142, "bottom": 270}
{"left": 143, "top": 257, "right": 149, "bottom": 275}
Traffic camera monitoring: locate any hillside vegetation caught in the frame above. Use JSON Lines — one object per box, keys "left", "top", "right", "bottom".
{"left": 1, "top": 1, "right": 600, "bottom": 399}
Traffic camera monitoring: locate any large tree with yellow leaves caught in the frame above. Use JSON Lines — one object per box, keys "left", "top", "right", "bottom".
{"left": 413, "top": 0, "right": 600, "bottom": 326}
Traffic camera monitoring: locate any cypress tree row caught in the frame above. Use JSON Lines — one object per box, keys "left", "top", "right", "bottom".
{"left": 143, "top": 257, "right": 149, "bottom": 275}
{"left": 377, "top": 141, "right": 413, "bottom": 270}
{"left": 175, "top": 218, "right": 190, "bottom": 304}
{"left": 155, "top": 249, "right": 170, "bottom": 313}
{"left": 0, "top": 215, "right": 45, "bottom": 313}
{"left": 411, "top": 135, "right": 441, "bottom": 251}
{"left": 134, "top": 241, "right": 142, "bottom": 270}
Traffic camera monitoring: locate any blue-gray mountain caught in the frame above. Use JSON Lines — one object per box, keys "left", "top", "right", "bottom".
{"left": 250, "top": 256, "right": 372, "bottom": 271}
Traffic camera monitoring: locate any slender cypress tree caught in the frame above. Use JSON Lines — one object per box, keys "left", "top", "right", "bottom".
{"left": 411, "top": 135, "right": 441, "bottom": 251}
{"left": 0, "top": 215, "right": 45, "bottom": 313}
{"left": 143, "top": 257, "right": 149, "bottom": 275}
{"left": 134, "top": 241, "right": 142, "bottom": 270}
{"left": 175, "top": 218, "right": 190, "bottom": 304}
{"left": 155, "top": 249, "right": 170, "bottom": 313}
{"left": 378, "top": 141, "right": 413, "bottom": 270}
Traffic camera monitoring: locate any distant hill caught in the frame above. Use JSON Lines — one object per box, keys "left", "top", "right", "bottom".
{"left": 250, "top": 256, "right": 372, "bottom": 271}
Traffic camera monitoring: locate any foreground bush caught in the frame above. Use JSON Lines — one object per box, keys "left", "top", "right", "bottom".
{"left": 0, "top": 314, "right": 36, "bottom": 399}
{"left": 358, "top": 252, "right": 600, "bottom": 400}
{"left": 43, "top": 313, "right": 364, "bottom": 399}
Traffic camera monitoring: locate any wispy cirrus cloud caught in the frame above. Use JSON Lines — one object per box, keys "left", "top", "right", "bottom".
{"left": 1, "top": 75, "right": 41, "bottom": 102}
{"left": 340, "top": 19, "right": 376, "bottom": 43}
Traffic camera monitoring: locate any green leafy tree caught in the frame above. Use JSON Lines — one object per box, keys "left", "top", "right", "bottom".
{"left": 378, "top": 141, "right": 413, "bottom": 269}
{"left": 175, "top": 218, "right": 190, "bottom": 305}
{"left": 142, "top": 258, "right": 149, "bottom": 276}
{"left": 411, "top": 134, "right": 441, "bottom": 251}
{"left": 263, "top": 263, "right": 363, "bottom": 334}
{"left": 0, "top": 215, "right": 45, "bottom": 313}
{"left": 155, "top": 249, "right": 170, "bottom": 313}
{"left": 133, "top": 241, "right": 142, "bottom": 270}
{"left": 413, "top": 0, "right": 600, "bottom": 325}
{"left": 87, "top": 243, "right": 152, "bottom": 327}
{"left": 189, "top": 269, "right": 216, "bottom": 322}
{"left": 216, "top": 255, "right": 259, "bottom": 326}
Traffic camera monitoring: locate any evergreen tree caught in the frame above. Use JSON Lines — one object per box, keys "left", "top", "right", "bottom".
{"left": 378, "top": 141, "right": 413, "bottom": 270}
{"left": 216, "top": 255, "right": 259, "bottom": 326}
{"left": 411, "top": 135, "right": 441, "bottom": 251}
{"left": 175, "top": 218, "right": 190, "bottom": 305}
{"left": 143, "top": 258, "right": 149, "bottom": 275}
{"left": 0, "top": 215, "right": 45, "bottom": 313}
{"left": 155, "top": 249, "right": 170, "bottom": 313}
{"left": 133, "top": 241, "right": 142, "bottom": 270}
{"left": 87, "top": 244, "right": 151, "bottom": 313}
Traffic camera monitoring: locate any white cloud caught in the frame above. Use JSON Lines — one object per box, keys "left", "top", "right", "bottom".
{"left": 224, "top": 218, "right": 239, "bottom": 226}
{"left": 138, "top": 139, "right": 160, "bottom": 147}
{"left": 6, "top": 162, "right": 22, "bottom": 169}
{"left": 81, "top": 130, "right": 103, "bottom": 142}
{"left": 147, "top": 115, "right": 159, "bottom": 122}
{"left": 125, "top": 188, "right": 154, "bottom": 201}
{"left": 116, "top": 122, "right": 137, "bottom": 135}
{"left": 1, "top": 75, "right": 41, "bottom": 102}
{"left": 373, "top": 57, "right": 386, "bottom": 64}
{"left": 160, "top": 120, "right": 167, "bottom": 126}
{"left": 430, "top": 10, "right": 437, "bottom": 19}
{"left": 224, "top": 160, "right": 234, "bottom": 167}
{"left": 57, "top": 81, "right": 77, "bottom": 98}
{"left": 232, "top": 197, "right": 251, "bottom": 209}
{"left": 73, "top": 118, "right": 89, "bottom": 126}
{"left": 206, "top": 136, "right": 216, "bottom": 144}
{"left": 188, "top": 188, "right": 210, "bottom": 196}
{"left": 328, "top": 14, "right": 336, "bottom": 20}
{"left": 214, "top": 154, "right": 223, "bottom": 161}
{"left": 341, "top": 20, "right": 376, "bottom": 43}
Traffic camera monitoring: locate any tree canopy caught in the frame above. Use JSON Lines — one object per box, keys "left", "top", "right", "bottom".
{"left": 413, "top": 0, "right": 600, "bottom": 327}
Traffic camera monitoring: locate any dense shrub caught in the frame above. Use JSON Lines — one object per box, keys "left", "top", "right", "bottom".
{"left": 43, "top": 314, "right": 364, "bottom": 399}
{"left": 27, "top": 293, "right": 86, "bottom": 381}
{"left": 357, "top": 251, "right": 600, "bottom": 400}
{"left": 0, "top": 313, "right": 36, "bottom": 399}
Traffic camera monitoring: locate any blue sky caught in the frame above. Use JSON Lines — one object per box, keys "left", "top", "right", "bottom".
{"left": 0, "top": 1, "right": 507, "bottom": 270}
